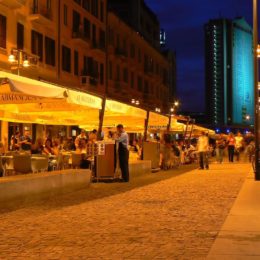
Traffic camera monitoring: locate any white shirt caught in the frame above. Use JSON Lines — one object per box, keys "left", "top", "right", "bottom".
{"left": 197, "top": 135, "right": 209, "bottom": 152}
{"left": 116, "top": 131, "right": 129, "bottom": 148}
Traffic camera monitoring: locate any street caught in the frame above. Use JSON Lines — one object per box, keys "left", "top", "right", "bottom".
{"left": 0, "top": 163, "right": 249, "bottom": 259}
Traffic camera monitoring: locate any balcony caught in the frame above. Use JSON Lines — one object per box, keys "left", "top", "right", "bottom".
{"left": 72, "top": 31, "right": 91, "bottom": 46}
{"left": 115, "top": 48, "right": 128, "bottom": 59}
{"left": 29, "top": 6, "right": 52, "bottom": 25}
{"left": 92, "top": 41, "right": 106, "bottom": 53}
{"left": 0, "top": 0, "right": 25, "bottom": 9}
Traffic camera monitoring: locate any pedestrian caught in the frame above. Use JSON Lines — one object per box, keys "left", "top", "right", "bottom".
{"left": 235, "top": 132, "right": 244, "bottom": 161}
{"left": 216, "top": 133, "right": 226, "bottom": 163}
{"left": 115, "top": 124, "right": 129, "bottom": 182}
{"left": 197, "top": 131, "right": 209, "bottom": 170}
{"left": 227, "top": 132, "right": 235, "bottom": 162}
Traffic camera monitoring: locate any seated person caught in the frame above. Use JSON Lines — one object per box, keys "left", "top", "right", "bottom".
{"left": 43, "top": 139, "right": 55, "bottom": 155}
{"left": 52, "top": 138, "right": 61, "bottom": 156}
{"left": 31, "top": 138, "right": 44, "bottom": 154}
{"left": 76, "top": 139, "right": 87, "bottom": 154}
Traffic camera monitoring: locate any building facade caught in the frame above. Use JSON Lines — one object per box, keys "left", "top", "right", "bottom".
{"left": 205, "top": 17, "right": 254, "bottom": 127}
{"left": 108, "top": 0, "right": 160, "bottom": 49}
{"left": 107, "top": 12, "right": 171, "bottom": 112}
{"left": 0, "top": 0, "right": 175, "bottom": 113}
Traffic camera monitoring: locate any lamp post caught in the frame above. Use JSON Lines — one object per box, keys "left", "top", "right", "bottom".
{"left": 8, "top": 49, "right": 37, "bottom": 75}
{"left": 253, "top": 0, "right": 260, "bottom": 180}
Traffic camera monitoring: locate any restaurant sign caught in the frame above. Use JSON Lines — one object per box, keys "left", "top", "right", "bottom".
{"left": 0, "top": 92, "right": 45, "bottom": 104}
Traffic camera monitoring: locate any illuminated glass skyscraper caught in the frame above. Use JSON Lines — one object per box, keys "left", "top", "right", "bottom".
{"left": 205, "top": 17, "right": 254, "bottom": 126}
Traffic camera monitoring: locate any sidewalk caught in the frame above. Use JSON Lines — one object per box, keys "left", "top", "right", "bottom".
{"left": 207, "top": 167, "right": 260, "bottom": 259}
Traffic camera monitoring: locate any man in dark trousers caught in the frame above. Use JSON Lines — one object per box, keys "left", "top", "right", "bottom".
{"left": 116, "top": 124, "right": 129, "bottom": 182}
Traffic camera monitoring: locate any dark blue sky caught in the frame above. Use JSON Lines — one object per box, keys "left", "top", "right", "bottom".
{"left": 146, "top": 0, "right": 252, "bottom": 112}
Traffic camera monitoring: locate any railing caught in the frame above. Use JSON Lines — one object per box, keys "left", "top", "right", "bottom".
{"left": 31, "top": 6, "right": 52, "bottom": 20}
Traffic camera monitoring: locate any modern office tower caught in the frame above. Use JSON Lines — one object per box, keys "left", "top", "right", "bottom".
{"left": 205, "top": 17, "right": 254, "bottom": 126}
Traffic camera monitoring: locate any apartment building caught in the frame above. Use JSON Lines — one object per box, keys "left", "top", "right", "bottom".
{"left": 107, "top": 12, "right": 171, "bottom": 112}
{"left": 0, "top": 0, "right": 106, "bottom": 96}
{"left": 0, "top": 0, "right": 174, "bottom": 112}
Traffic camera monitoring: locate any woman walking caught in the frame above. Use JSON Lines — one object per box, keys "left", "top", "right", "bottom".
{"left": 216, "top": 133, "right": 226, "bottom": 163}
{"left": 227, "top": 132, "right": 235, "bottom": 162}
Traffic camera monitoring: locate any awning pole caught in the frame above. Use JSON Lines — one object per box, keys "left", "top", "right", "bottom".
{"left": 167, "top": 115, "right": 171, "bottom": 132}
{"left": 144, "top": 111, "right": 150, "bottom": 141}
{"left": 97, "top": 97, "right": 106, "bottom": 140}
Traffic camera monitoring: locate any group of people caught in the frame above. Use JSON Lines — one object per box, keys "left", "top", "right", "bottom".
{"left": 215, "top": 132, "right": 254, "bottom": 163}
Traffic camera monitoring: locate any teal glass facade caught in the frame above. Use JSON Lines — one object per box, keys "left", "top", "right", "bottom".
{"left": 232, "top": 19, "right": 254, "bottom": 125}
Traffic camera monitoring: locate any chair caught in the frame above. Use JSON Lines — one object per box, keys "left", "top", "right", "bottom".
{"left": 71, "top": 153, "right": 82, "bottom": 169}
{"left": 13, "top": 155, "right": 32, "bottom": 174}
{"left": 31, "top": 157, "right": 49, "bottom": 173}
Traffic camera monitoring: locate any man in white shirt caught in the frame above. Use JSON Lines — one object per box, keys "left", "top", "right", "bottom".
{"left": 197, "top": 131, "right": 209, "bottom": 170}
{"left": 116, "top": 124, "right": 129, "bottom": 182}
{"left": 235, "top": 132, "right": 244, "bottom": 161}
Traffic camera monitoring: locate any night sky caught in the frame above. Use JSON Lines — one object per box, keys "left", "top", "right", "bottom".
{"left": 146, "top": 0, "right": 252, "bottom": 113}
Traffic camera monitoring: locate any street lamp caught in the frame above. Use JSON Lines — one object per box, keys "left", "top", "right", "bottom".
{"left": 253, "top": 0, "right": 260, "bottom": 180}
{"left": 131, "top": 99, "right": 140, "bottom": 106}
{"left": 174, "top": 101, "right": 179, "bottom": 107}
{"left": 8, "top": 49, "right": 37, "bottom": 75}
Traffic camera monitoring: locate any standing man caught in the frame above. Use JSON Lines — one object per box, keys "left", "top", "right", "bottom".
{"left": 197, "top": 131, "right": 209, "bottom": 170}
{"left": 75, "top": 129, "right": 87, "bottom": 149}
{"left": 116, "top": 124, "right": 129, "bottom": 182}
{"left": 20, "top": 130, "right": 32, "bottom": 151}
{"left": 235, "top": 132, "right": 244, "bottom": 161}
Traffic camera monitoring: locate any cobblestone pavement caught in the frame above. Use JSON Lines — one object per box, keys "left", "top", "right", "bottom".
{"left": 0, "top": 163, "right": 249, "bottom": 260}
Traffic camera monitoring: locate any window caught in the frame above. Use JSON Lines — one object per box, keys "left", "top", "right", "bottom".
{"left": 99, "top": 29, "right": 105, "bottom": 49}
{"left": 72, "top": 10, "right": 81, "bottom": 33}
{"left": 83, "top": 56, "right": 87, "bottom": 74}
{"left": 45, "top": 36, "right": 55, "bottom": 66}
{"left": 100, "top": 63, "right": 104, "bottom": 85}
{"left": 46, "top": 0, "right": 51, "bottom": 10}
{"left": 108, "top": 61, "right": 113, "bottom": 80}
{"left": 82, "top": 0, "right": 90, "bottom": 11}
{"left": 31, "top": 30, "right": 43, "bottom": 61}
{"left": 0, "top": 14, "right": 6, "bottom": 49}
{"left": 32, "top": 0, "right": 38, "bottom": 13}
{"left": 64, "top": 5, "right": 68, "bottom": 26}
{"left": 138, "top": 76, "right": 143, "bottom": 91}
{"left": 83, "top": 18, "right": 91, "bottom": 38}
{"left": 92, "top": 24, "right": 96, "bottom": 45}
{"left": 108, "top": 28, "right": 114, "bottom": 46}
{"left": 62, "top": 45, "right": 71, "bottom": 72}
{"left": 17, "top": 23, "right": 24, "bottom": 50}
{"left": 131, "top": 72, "right": 134, "bottom": 88}
{"left": 123, "top": 68, "right": 128, "bottom": 83}
{"left": 91, "top": 0, "right": 99, "bottom": 17}
{"left": 74, "top": 51, "right": 78, "bottom": 75}
{"left": 100, "top": 1, "right": 104, "bottom": 22}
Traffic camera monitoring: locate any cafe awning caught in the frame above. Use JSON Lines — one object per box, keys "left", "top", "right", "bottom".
{"left": 103, "top": 100, "right": 147, "bottom": 130}
{"left": 148, "top": 112, "right": 169, "bottom": 129}
{"left": 0, "top": 71, "right": 102, "bottom": 124}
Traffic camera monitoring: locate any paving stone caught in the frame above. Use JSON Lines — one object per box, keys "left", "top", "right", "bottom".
{"left": 0, "top": 163, "right": 249, "bottom": 259}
